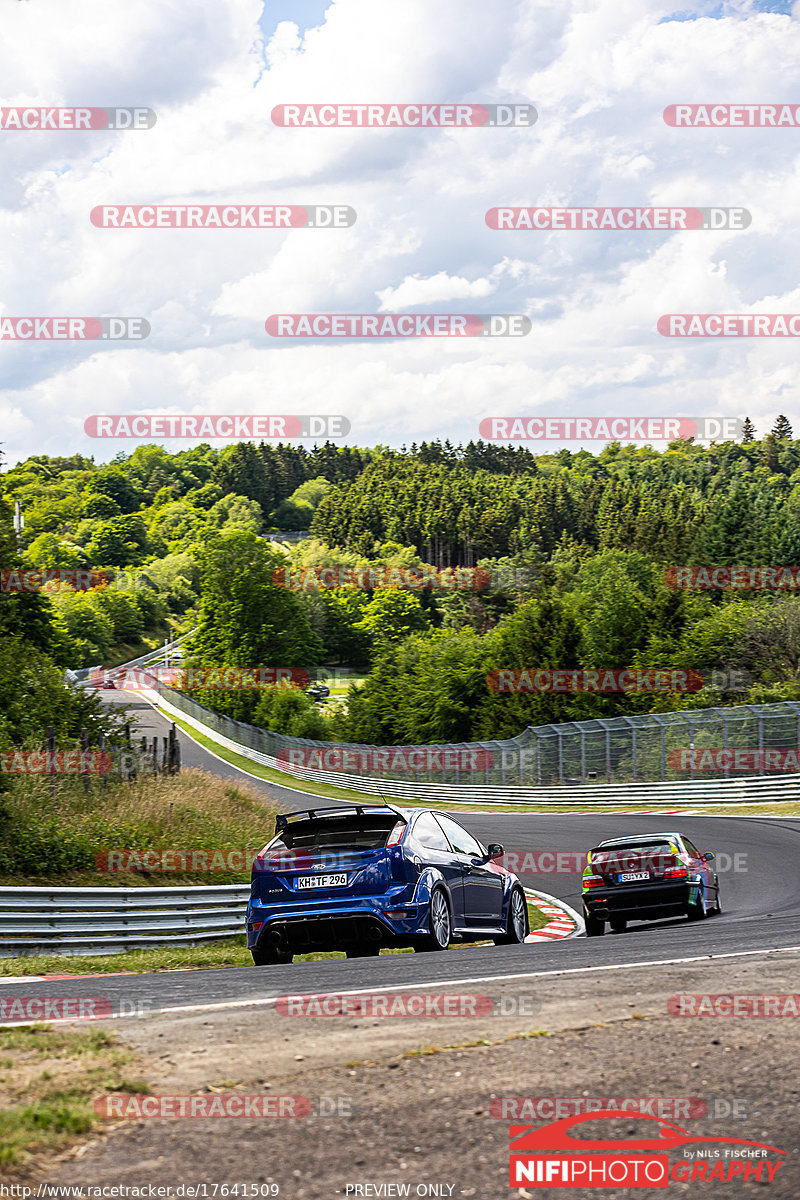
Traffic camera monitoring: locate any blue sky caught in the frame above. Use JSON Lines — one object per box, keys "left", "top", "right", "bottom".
{"left": 664, "top": 1, "right": 794, "bottom": 18}
{"left": 259, "top": 0, "right": 332, "bottom": 38}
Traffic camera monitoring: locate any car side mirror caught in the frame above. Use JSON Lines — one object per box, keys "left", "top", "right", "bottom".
{"left": 487, "top": 843, "right": 504, "bottom": 859}
{"left": 701, "top": 852, "right": 714, "bottom": 862}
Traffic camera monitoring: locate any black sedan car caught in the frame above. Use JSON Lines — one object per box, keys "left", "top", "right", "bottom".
{"left": 582, "top": 831, "right": 721, "bottom": 936}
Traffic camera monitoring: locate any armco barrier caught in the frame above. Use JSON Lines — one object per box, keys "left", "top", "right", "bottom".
{"left": 0, "top": 885, "right": 250, "bottom": 957}
{"left": 65, "top": 631, "right": 193, "bottom": 688}
{"left": 145, "top": 688, "right": 800, "bottom": 806}
{"left": 0, "top": 885, "right": 578, "bottom": 959}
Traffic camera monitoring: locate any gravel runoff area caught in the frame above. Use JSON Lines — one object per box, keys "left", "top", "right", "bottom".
{"left": 12, "top": 948, "right": 798, "bottom": 1200}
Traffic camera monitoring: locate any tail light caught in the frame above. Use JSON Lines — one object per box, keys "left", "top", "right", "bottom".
{"left": 582, "top": 875, "right": 604, "bottom": 889}
{"left": 387, "top": 821, "right": 406, "bottom": 846}
{"left": 664, "top": 866, "right": 688, "bottom": 879}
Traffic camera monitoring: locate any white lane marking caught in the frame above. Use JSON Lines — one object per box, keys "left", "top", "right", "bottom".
{"left": 9, "top": 942, "right": 791, "bottom": 1025}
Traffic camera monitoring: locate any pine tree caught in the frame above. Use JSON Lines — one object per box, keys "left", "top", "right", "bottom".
{"left": 741, "top": 417, "right": 756, "bottom": 443}
{"left": 762, "top": 434, "right": 780, "bottom": 474}
{"left": 772, "top": 415, "right": 793, "bottom": 440}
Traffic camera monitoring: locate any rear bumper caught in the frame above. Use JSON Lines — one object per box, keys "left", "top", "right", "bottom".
{"left": 246, "top": 892, "right": 425, "bottom": 950}
{"left": 583, "top": 881, "right": 691, "bottom": 922}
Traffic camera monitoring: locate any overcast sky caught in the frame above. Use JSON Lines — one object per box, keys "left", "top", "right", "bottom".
{"left": 1, "top": 0, "right": 799, "bottom": 466}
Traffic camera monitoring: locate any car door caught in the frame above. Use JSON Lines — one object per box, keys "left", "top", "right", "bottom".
{"left": 410, "top": 813, "right": 466, "bottom": 927}
{"left": 682, "top": 836, "right": 716, "bottom": 901}
{"left": 435, "top": 814, "right": 504, "bottom": 927}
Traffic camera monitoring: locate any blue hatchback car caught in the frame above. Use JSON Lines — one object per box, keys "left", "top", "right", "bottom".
{"left": 246, "top": 803, "right": 528, "bottom": 963}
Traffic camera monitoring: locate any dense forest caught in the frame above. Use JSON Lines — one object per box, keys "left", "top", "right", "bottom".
{"left": 2, "top": 419, "right": 800, "bottom": 750}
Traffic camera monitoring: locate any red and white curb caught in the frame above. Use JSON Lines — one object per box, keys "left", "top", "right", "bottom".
{"left": 524, "top": 887, "right": 584, "bottom": 942}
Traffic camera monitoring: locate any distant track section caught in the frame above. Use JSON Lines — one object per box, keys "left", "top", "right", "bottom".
{"left": 142, "top": 687, "right": 800, "bottom": 807}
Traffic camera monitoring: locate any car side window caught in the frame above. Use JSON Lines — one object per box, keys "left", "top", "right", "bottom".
{"left": 682, "top": 838, "right": 701, "bottom": 859}
{"left": 413, "top": 813, "right": 451, "bottom": 852}
{"left": 436, "top": 815, "right": 483, "bottom": 858}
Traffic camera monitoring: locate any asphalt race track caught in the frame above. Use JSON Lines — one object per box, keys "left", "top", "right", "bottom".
{"left": 4, "top": 690, "right": 798, "bottom": 1015}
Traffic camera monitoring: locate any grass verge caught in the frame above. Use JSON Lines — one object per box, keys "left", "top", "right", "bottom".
{"left": 0, "top": 901, "right": 550, "bottom": 976}
{"left": 0, "top": 1025, "right": 150, "bottom": 1176}
{"left": 0, "top": 768, "right": 279, "bottom": 887}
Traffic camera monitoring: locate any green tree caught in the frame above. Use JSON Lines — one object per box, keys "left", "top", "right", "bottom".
{"left": 190, "top": 531, "right": 322, "bottom": 673}
{"left": 354, "top": 589, "right": 430, "bottom": 650}
{"left": 772, "top": 415, "right": 793, "bottom": 440}
{"left": 86, "top": 515, "right": 149, "bottom": 567}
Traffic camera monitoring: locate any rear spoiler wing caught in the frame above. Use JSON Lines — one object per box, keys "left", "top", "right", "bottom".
{"left": 275, "top": 802, "right": 407, "bottom": 833}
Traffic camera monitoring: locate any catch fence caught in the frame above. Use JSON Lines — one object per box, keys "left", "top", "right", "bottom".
{"left": 153, "top": 683, "right": 800, "bottom": 792}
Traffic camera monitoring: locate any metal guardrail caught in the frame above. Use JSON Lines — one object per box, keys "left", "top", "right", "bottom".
{"left": 0, "top": 885, "right": 250, "bottom": 958}
{"left": 65, "top": 632, "right": 193, "bottom": 687}
{"left": 149, "top": 688, "right": 800, "bottom": 806}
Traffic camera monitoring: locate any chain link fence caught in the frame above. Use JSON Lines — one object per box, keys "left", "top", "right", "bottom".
{"left": 153, "top": 682, "right": 800, "bottom": 788}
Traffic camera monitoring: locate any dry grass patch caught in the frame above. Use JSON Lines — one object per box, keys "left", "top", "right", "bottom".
{"left": 0, "top": 1025, "right": 150, "bottom": 1176}
{"left": 0, "top": 768, "right": 278, "bottom": 885}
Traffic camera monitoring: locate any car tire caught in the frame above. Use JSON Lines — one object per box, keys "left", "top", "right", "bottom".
{"left": 345, "top": 946, "right": 380, "bottom": 958}
{"left": 585, "top": 913, "right": 605, "bottom": 937}
{"left": 251, "top": 943, "right": 293, "bottom": 965}
{"left": 686, "top": 885, "right": 708, "bottom": 921}
{"left": 494, "top": 886, "right": 529, "bottom": 945}
{"left": 414, "top": 887, "right": 451, "bottom": 952}
{"left": 609, "top": 916, "right": 627, "bottom": 933}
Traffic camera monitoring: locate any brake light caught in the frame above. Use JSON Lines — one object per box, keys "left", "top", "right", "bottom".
{"left": 664, "top": 867, "right": 688, "bottom": 879}
{"left": 582, "top": 875, "right": 604, "bottom": 889}
{"left": 387, "top": 821, "right": 406, "bottom": 846}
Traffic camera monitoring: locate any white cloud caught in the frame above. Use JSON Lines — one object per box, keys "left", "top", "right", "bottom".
{"left": 376, "top": 271, "right": 497, "bottom": 310}
{"left": 2, "top": 0, "right": 800, "bottom": 464}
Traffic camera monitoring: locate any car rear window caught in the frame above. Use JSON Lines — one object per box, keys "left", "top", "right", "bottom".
{"left": 594, "top": 841, "right": 675, "bottom": 857}
{"left": 590, "top": 841, "right": 679, "bottom": 871}
{"left": 269, "top": 815, "right": 402, "bottom": 853}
